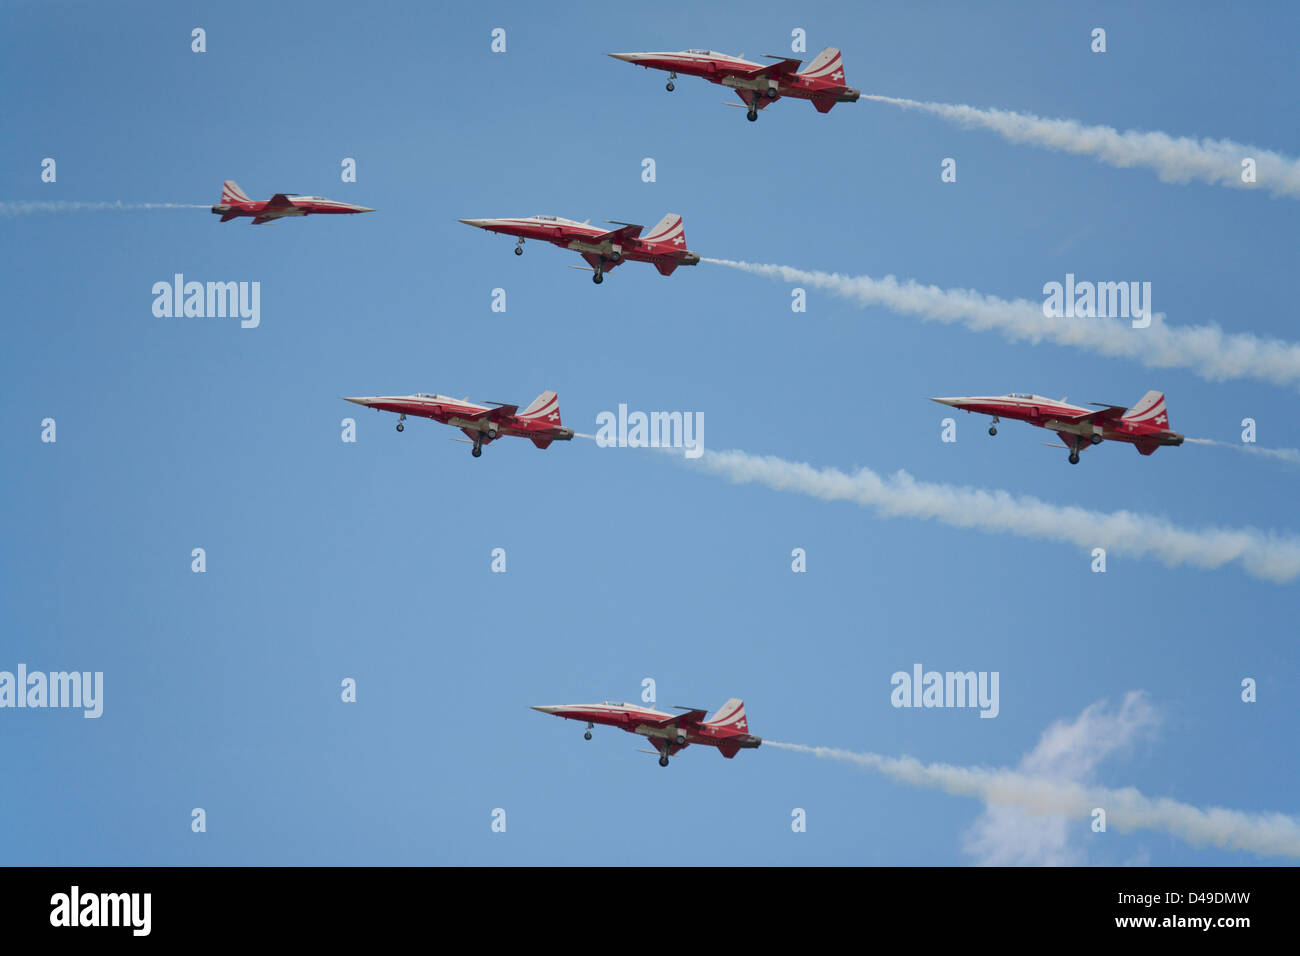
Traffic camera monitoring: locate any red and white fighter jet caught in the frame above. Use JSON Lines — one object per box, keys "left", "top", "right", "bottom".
{"left": 532, "top": 698, "right": 761, "bottom": 768}
{"left": 932, "top": 391, "right": 1185, "bottom": 464}
{"left": 211, "top": 180, "right": 373, "bottom": 225}
{"left": 458, "top": 213, "right": 699, "bottom": 284}
{"left": 343, "top": 390, "right": 573, "bottom": 458}
{"left": 608, "top": 46, "right": 859, "bottom": 122}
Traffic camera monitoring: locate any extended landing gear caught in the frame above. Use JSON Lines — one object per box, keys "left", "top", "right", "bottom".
{"left": 1069, "top": 451, "right": 1080, "bottom": 464}
{"left": 396, "top": 414, "right": 405, "bottom": 433}
{"left": 592, "top": 270, "right": 604, "bottom": 284}
{"left": 988, "top": 415, "right": 998, "bottom": 436}
{"left": 1091, "top": 433, "right": 1103, "bottom": 445}
{"left": 766, "top": 86, "right": 778, "bottom": 99}
{"left": 746, "top": 106, "right": 758, "bottom": 122}
{"left": 609, "top": 250, "right": 622, "bottom": 262}
{"left": 658, "top": 754, "right": 669, "bottom": 768}
{"left": 471, "top": 438, "right": 483, "bottom": 458}
{"left": 514, "top": 238, "right": 524, "bottom": 256}
{"left": 584, "top": 723, "right": 593, "bottom": 741}
{"left": 666, "top": 72, "right": 676, "bottom": 92}
{"left": 675, "top": 734, "right": 686, "bottom": 746}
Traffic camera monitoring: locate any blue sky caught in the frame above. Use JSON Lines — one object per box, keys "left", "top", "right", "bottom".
{"left": 2, "top": 1, "right": 1296, "bottom": 865}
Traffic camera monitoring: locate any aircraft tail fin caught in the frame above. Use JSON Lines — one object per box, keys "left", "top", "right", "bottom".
{"left": 799, "top": 47, "right": 845, "bottom": 83}
{"left": 222, "top": 180, "right": 251, "bottom": 204}
{"left": 519, "top": 390, "right": 560, "bottom": 425}
{"left": 1122, "top": 391, "right": 1170, "bottom": 429}
{"left": 643, "top": 213, "right": 685, "bottom": 249}
{"left": 704, "top": 698, "right": 748, "bottom": 732}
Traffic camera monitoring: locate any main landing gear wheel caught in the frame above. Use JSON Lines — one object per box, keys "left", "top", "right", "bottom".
{"left": 658, "top": 755, "right": 669, "bottom": 768}
{"left": 1091, "top": 433, "right": 1103, "bottom": 445}
{"left": 396, "top": 422, "right": 404, "bottom": 432}
{"left": 609, "top": 251, "right": 622, "bottom": 262}
{"left": 766, "top": 87, "right": 778, "bottom": 99}
{"left": 584, "top": 731, "right": 592, "bottom": 740}
{"left": 471, "top": 445, "right": 482, "bottom": 458}
{"left": 747, "top": 107, "right": 758, "bottom": 122}
{"left": 486, "top": 428, "right": 499, "bottom": 440}
{"left": 592, "top": 271, "right": 603, "bottom": 284}
{"left": 666, "top": 81, "right": 675, "bottom": 92}
{"left": 514, "top": 246, "right": 523, "bottom": 256}
{"left": 675, "top": 734, "right": 686, "bottom": 746}
{"left": 1069, "top": 451, "right": 1080, "bottom": 465}
{"left": 988, "top": 426, "right": 997, "bottom": 436}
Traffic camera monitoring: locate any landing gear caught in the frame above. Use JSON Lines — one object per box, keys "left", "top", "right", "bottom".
{"left": 486, "top": 427, "right": 499, "bottom": 441}
{"left": 766, "top": 86, "right": 778, "bottom": 99}
{"left": 396, "top": 415, "right": 405, "bottom": 433}
{"left": 1069, "top": 451, "right": 1080, "bottom": 465}
{"left": 514, "top": 238, "right": 524, "bottom": 256}
{"left": 471, "top": 440, "right": 483, "bottom": 458}
{"left": 675, "top": 734, "right": 686, "bottom": 746}
{"left": 988, "top": 416, "right": 998, "bottom": 436}
{"left": 592, "top": 270, "right": 603, "bottom": 284}
{"left": 1090, "top": 433, "right": 1103, "bottom": 445}
{"left": 609, "top": 250, "right": 622, "bottom": 262}
{"left": 584, "top": 726, "right": 592, "bottom": 741}
{"left": 746, "top": 106, "right": 758, "bottom": 122}
{"left": 658, "top": 755, "right": 669, "bottom": 768}
{"left": 666, "top": 73, "right": 676, "bottom": 92}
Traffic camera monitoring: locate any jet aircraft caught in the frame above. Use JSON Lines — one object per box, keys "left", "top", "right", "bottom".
{"left": 931, "top": 391, "right": 1184, "bottom": 464}
{"left": 212, "top": 180, "right": 373, "bottom": 225}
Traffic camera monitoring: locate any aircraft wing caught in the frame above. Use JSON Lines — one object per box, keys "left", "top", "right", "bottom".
{"left": 751, "top": 56, "right": 804, "bottom": 77}
{"left": 593, "top": 221, "right": 644, "bottom": 243}
{"left": 1084, "top": 403, "right": 1130, "bottom": 423}
{"left": 265, "top": 193, "right": 297, "bottom": 209}
{"left": 465, "top": 405, "right": 518, "bottom": 423}
{"left": 645, "top": 707, "right": 707, "bottom": 727}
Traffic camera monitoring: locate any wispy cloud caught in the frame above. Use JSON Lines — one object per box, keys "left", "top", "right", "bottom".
{"left": 704, "top": 258, "right": 1300, "bottom": 390}
{"left": 686, "top": 447, "right": 1300, "bottom": 584}
{"left": 863, "top": 94, "right": 1300, "bottom": 198}
{"left": 962, "top": 692, "right": 1159, "bottom": 865}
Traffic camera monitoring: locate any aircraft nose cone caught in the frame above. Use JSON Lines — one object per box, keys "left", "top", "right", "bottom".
{"left": 607, "top": 53, "right": 642, "bottom": 63}
{"left": 931, "top": 397, "right": 962, "bottom": 407}
{"left": 343, "top": 397, "right": 374, "bottom": 407}
{"left": 459, "top": 218, "right": 490, "bottom": 228}
{"left": 531, "top": 705, "right": 560, "bottom": 714}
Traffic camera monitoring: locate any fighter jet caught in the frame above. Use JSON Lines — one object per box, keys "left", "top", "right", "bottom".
{"left": 458, "top": 213, "right": 699, "bottom": 284}
{"left": 531, "top": 698, "right": 761, "bottom": 767}
{"left": 343, "top": 390, "right": 573, "bottom": 458}
{"left": 932, "top": 391, "right": 1185, "bottom": 464}
{"left": 212, "top": 180, "right": 373, "bottom": 225}
{"left": 608, "top": 46, "right": 859, "bottom": 121}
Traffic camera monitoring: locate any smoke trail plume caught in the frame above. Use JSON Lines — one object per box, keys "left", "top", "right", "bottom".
{"left": 765, "top": 739, "right": 1300, "bottom": 859}
{"left": 863, "top": 94, "right": 1300, "bottom": 199}
{"left": 764, "top": 738, "right": 1294, "bottom": 858}
{"left": 703, "top": 258, "right": 1300, "bottom": 390}
{"left": 687, "top": 448, "right": 1300, "bottom": 584}
{"left": 1185, "top": 437, "right": 1300, "bottom": 465}
{"left": 0, "top": 201, "right": 209, "bottom": 217}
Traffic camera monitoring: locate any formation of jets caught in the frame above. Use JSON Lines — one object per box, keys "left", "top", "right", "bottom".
{"left": 343, "top": 390, "right": 572, "bottom": 458}
{"left": 608, "top": 46, "right": 859, "bottom": 122}
{"left": 932, "top": 390, "right": 1184, "bottom": 464}
{"left": 459, "top": 213, "right": 698, "bottom": 284}
{"left": 531, "top": 699, "right": 761, "bottom": 767}
{"left": 208, "top": 42, "right": 1200, "bottom": 771}
{"left": 211, "top": 180, "right": 373, "bottom": 225}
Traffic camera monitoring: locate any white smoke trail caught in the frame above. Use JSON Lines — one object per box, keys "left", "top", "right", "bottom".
{"left": 688, "top": 448, "right": 1300, "bottom": 584}
{"left": 863, "top": 94, "right": 1300, "bottom": 199}
{"left": 1185, "top": 437, "right": 1300, "bottom": 465}
{"left": 0, "top": 201, "right": 209, "bottom": 217}
{"left": 703, "top": 257, "right": 1300, "bottom": 390}
{"left": 765, "top": 740, "right": 1300, "bottom": 859}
